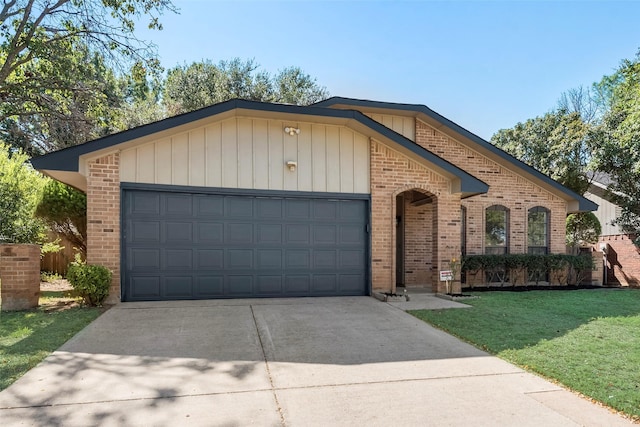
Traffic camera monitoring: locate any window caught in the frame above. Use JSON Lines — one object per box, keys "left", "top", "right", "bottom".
{"left": 485, "top": 205, "right": 509, "bottom": 255}
{"left": 528, "top": 206, "right": 549, "bottom": 254}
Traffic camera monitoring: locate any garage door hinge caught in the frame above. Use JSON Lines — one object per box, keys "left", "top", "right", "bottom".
{"left": 366, "top": 224, "right": 371, "bottom": 233}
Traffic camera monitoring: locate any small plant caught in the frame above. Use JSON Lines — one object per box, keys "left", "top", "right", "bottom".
{"left": 66, "top": 256, "right": 111, "bottom": 306}
{"left": 40, "top": 271, "right": 63, "bottom": 282}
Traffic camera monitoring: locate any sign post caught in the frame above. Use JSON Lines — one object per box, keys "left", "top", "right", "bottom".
{"left": 440, "top": 270, "right": 453, "bottom": 295}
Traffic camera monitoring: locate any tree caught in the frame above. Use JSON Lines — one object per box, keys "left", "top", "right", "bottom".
{"left": 591, "top": 52, "right": 640, "bottom": 244}
{"left": 0, "top": 142, "right": 47, "bottom": 243}
{"left": 491, "top": 109, "right": 592, "bottom": 194}
{"left": 0, "top": 0, "right": 175, "bottom": 154}
{"left": 163, "top": 59, "right": 329, "bottom": 115}
{"left": 566, "top": 212, "right": 601, "bottom": 251}
{"left": 35, "top": 180, "right": 87, "bottom": 254}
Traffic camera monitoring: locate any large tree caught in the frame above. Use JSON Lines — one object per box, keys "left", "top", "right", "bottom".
{"left": 0, "top": 141, "right": 47, "bottom": 243}
{"left": 591, "top": 53, "right": 640, "bottom": 242}
{"left": 163, "top": 58, "right": 329, "bottom": 115}
{"left": 0, "top": 0, "right": 175, "bottom": 155}
{"left": 491, "top": 109, "right": 592, "bottom": 195}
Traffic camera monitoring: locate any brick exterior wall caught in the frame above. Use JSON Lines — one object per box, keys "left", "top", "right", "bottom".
{"left": 415, "top": 120, "right": 568, "bottom": 257}
{"left": 403, "top": 196, "right": 433, "bottom": 285}
{"left": 0, "top": 244, "right": 40, "bottom": 311}
{"left": 370, "top": 140, "right": 460, "bottom": 294}
{"left": 82, "top": 116, "right": 576, "bottom": 301}
{"left": 86, "top": 153, "right": 121, "bottom": 303}
{"left": 599, "top": 235, "right": 640, "bottom": 287}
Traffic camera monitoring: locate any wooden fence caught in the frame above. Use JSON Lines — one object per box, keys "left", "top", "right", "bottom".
{"left": 40, "top": 232, "right": 81, "bottom": 276}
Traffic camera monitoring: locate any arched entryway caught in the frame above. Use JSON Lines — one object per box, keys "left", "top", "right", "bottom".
{"left": 394, "top": 188, "right": 438, "bottom": 292}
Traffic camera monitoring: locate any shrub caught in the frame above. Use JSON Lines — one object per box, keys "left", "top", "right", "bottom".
{"left": 66, "top": 258, "right": 112, "bottom": 306}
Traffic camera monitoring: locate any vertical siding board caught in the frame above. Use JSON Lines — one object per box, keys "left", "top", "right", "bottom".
{"left": 404, "top": 117, "right": 415, "bottom": 141}
{"left": 205, "top": 123, "right": 223, "bottom": 187}
{"left": 353, "top": 133, "right": 370, "bottom": 193}
{"left": 297, "top": 123, "right": 312, "bottom": 191}
{"left": 189, "top": 128, "right": 206, "bottom": 186}
{"left": 311, "top": 124, "right": 327, "bottom": 192}
{"left": 268, "top": 122, "right": 284, "bottom": 190}
{"left": 339, "top": 128, "right": 355, "bottom": 193}
{"left": 283, "top": 123, "right": 298, "bottom": 191}
{"left": 252, "top": 119, "right": 270, "bottom": 190}
{"left": 325, "top": 126, "right": 341, "bottom": 192}
{"left": 120, "top": 149, "right": 136, "bottom": 182}
{"left": 136, "top": 143, "right": 155, "bottom": 183}
{"left": 155, "top": 138, "right": 172, "bottom": 184}
{"left": 237, "top": 118, "right": 254, "bottom": 189}
{"left": 221, "top": 119, "right": 238, "bottom": 188}
{"left": 172, "top": 133, "right": 189, "bottom": 185}
{"left": 113, "top": 117, "right": 373, "bottom": 195}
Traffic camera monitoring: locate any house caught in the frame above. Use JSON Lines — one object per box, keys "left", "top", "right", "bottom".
{"left": 31, "top": 97, "right": 597, "bottom": 302}
{"left": 585, "top": 173, "right": 639, "bottom": 286}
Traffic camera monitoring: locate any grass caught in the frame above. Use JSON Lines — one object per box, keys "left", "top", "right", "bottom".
{"left": 0, "top": 290, "right": 102, "bottom": 391}
{"left": 409, "top": 289, "right": 640, "bottom": 421}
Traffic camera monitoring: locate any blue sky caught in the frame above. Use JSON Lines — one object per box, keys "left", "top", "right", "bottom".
{"left": 137, "top": 1, "right": 640, "bottom": 140}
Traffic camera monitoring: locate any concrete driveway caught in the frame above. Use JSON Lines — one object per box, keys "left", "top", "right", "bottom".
{"left": 0, "top": 297, "right": 632, "bottom": 426}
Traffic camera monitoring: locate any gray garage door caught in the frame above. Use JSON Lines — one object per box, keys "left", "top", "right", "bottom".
{"left": 122, "top": 188, "right": 369, "bottom": 301}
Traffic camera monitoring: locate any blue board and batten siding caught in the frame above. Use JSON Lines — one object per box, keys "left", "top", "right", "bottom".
{"left": 121, "top": 185, "right": 370, "bottom": 301}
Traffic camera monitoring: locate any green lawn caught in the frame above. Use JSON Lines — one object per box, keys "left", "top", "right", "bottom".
{"left": 0, "top": 291, "right": 102, "bottom": 391}
{"left": 410, "top": 289, "right": 640, "bottom": 421}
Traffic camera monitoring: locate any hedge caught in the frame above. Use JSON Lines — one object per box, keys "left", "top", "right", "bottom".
{"left": 461, "top": 253, "right": 594, "bottom": 287}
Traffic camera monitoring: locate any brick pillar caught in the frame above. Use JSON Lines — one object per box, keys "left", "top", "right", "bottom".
{"left": 434, "top": 194, "right": 462, "bottom": 294}
{"left": 0, "top": 244, "right": 41, "bottom": 311}
{"left": 86, "top": 153, "right": 121, "bottom": 304}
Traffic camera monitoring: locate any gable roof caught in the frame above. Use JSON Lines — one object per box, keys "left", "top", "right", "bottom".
{"left": 314, "top": 97, "right": 597, "bottom": 212}
{"left": 30, "top": 98, "right": 488, "bottom": 196}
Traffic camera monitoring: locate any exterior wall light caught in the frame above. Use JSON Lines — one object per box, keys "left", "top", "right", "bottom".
{"left": 284, "top": 126, "right": 300, "bottom": 136}
{"left": 286, "top": 161, "right": 297, "bottom": 172}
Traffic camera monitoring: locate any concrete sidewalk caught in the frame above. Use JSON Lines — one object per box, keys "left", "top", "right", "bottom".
{"left": 0, "top": 297, "right": 632, "bottom": 426}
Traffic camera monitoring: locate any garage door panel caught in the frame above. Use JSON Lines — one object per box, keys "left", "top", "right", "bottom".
{"left": 314, "top": 251, "right": 337, "bottom": 269}
{"left": 340, "top": 200, "right": 366, "bottom": 219}
{"left": 256, "top": 198, "right": 283, "bottom": 218}
{"left": 285, "top": 250, "right": 310, "bottom": 269}
{"left": 129, "top": 249, "right": 160, "bottom": 269}
{"left": 312, "top": 200, "right": 337, "bottom": 220}
{"left": 257, "top": 276, "right": 282, "bottom": 294}
{"left": 164, "top": 276, "right": 193, "bottom": 298}
{"left": 195, "top": 196, "right": 224, "bottom": 217}
{"left": 129, "top": 192, "right": 160, "bottom": 215}
{"left": 284, "top": 276, "right": 309, "bottom": 293}
{"left": 339, "top": 274, "right": 366, "bottom": 292}
{"left": 164, "top": 249, "right": 193, "bottom": 269}
{"left": 195, "top": 276, "right": 224, "bottom": 297}
{"left": 165, "top": 194, "right": 193, "bottom": 216}
{"left": 285, "top": 224, "right": 310, "bottom": 244}
{"left": 340, "top": 224, "right": 366, "bottom": 244}
{"left": 312, "top": 275, "right": 337, "bottom": 292}
{"left": 225, "top": 197, "right": 253, "bottom": 217}
{"left": 227, "top": 276, "right": 253, "bottom": 295}
{"left": 226, "top": 249, "right": 253, "bottom": 269}
{"left": 226, "top": 223, "right": 253, "bottom": 244}
{"left": 130, "top": 276, "right": 161, "bottom": 298}
{"left": 197, "top": 222, "right": 223, "bottom": 243}
{"left": 313, "top": 225, "right": 337, "bottom": 244}
{"left": 197, "top": 249, "right": 224, "bottom": 269}
{"left": 340, "top": 250, "right": 366, "bottom": 268}
{"left": 123, "top": 189, "right": 368, "bottom": 301}
{"left": 257, "top": 249, "right": 282, "bottom": 269}
{"left": 130, "top": 221, "right": 160, "bottom": 243}
{"left": 257, "top": 224, "right": 282, "bottom": 244}
{"left": 164, "top": 221, "right": 193, "bottom": 243}
{"left": 286, "top": 199, "right": 310, "bottom": 218}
